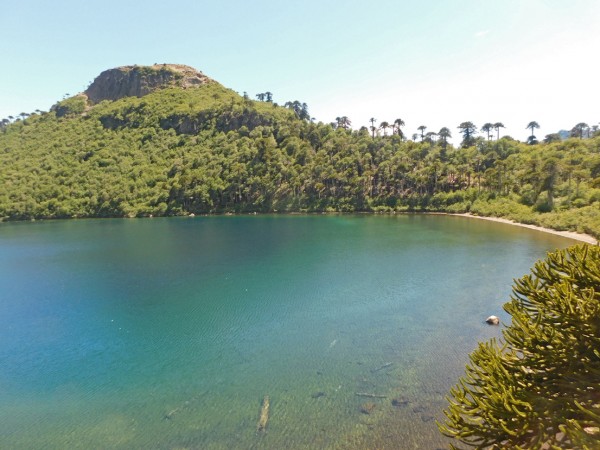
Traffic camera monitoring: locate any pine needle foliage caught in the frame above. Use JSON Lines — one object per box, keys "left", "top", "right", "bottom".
{"left": 439, "top": 245, "right": 600, "bottom": 449}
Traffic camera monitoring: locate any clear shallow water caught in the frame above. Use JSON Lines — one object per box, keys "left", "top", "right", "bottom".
{"left": 0, "top": 215, "right": 578, "bottom": 449}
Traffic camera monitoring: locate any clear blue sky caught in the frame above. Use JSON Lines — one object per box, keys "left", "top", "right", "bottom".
{"left": 1, "top": 0, "right": 599, "bottom": 142}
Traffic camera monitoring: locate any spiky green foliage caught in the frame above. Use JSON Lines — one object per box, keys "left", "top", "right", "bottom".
{"left": 440, "top": 245, "right": 600, "bottom": 449}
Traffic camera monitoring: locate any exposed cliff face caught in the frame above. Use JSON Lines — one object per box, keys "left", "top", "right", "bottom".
{"left": 84, "top": 64, "right": 212, "bottom": 104}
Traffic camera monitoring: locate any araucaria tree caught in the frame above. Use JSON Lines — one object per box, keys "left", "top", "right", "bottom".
{"left": 458, "top": 122, "right": 477, "bottom": 147}
{"left": 393, "top": 118, "right": 405, "bottom": 137}
{"left": 380, "top": 121, "right": 390, "bottom": 136}
{"left": 493, "top": 122, "right": 505, "bottom": 140}
{"left": 438, "top": 127, "right": 451, "bottom": 150}
{"left": 335, "top": 116, "right": 351, "bottom": 129}
{"left": 572, "top": 123, "right": 590, "bottom": 139}
{"left": 481, "top": 123, "right": 494, "bottom": 140}
{"left": 527, "top": 121, "right": 540, "bottom": 136}
{"left": 527, "top": 121, "right": 540, "bottom": 145}
{"left": 284, "top": 101, "right": 310, "bottom": 120}
{"left": 440, "top": 245, "right": 600, "bottom": 449}
{"left": 369, "top": 117, "right": 377, "bottom": 139}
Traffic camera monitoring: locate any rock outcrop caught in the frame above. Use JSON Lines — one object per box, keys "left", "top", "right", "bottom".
{"left": 84, "top": 64, "right": 212, "bottom": 104}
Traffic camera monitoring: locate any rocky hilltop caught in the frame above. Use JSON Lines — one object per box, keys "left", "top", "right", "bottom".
{"left": 84, "top": 64, "right": 213, "bottom": 104}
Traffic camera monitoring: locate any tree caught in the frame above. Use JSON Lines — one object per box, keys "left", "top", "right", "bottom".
{"left": 481, "top": 123, "right": 494, "bottom": 140}
{"left": 457, "top": 122, "right": 477, "bottom": 147}
{"left": 265, "top": 92, "right": 273, "bottom": 102}
{"left": 438, "top": 127, "right": 452, "bottom": 150}
{"left": 393, "top": 118, "right": 405, "bottom": 138}
{"left": 538, "top": 156, "right": 560, "bottom": 210}
{"left": 493, "top": 123, "right": 505, "bottom": 140}
{"left": 571, "top": 123, "right": 590, "bottom": 139}
{"left": 418, "top": 125, "right": 427, "bottom": 141}
{"left": 336, "top": 116, "right": 351, "bottom": 130}
{"left": 425, "top": 131, "right": 437, "bottom": 143}
{"left": 300, "top": 103, "right": 309, "bottom": 120}
{"left": 440, "top": 245, "right": 600, "bottom": 449}
{"left": 526, "top": 121, "right": 540, "bottom": 143}
{"left": 369, "top": 117, "right": 377, "bottom": 139}
{"left": 256, "top": 93, "right": 266, "bottom": 101}
{"left": 284, "top": 101, "right": 309, "bottom": 120}
{"left": 380, "top": 121, "right": 390, "bottom": 136}
{"left": 544, "top": 133, "right": 561, "bottom": 143}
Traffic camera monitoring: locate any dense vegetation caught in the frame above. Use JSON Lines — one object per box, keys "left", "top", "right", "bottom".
{"left": 439, "top": 245, "right": 600, "bottom": 449}
{"left": 1, "top": 79, "right": 600, "bottom": 237}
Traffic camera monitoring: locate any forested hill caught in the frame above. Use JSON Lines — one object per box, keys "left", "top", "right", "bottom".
{"left": 1, "top": 64, "right": 600, "bottom": 237}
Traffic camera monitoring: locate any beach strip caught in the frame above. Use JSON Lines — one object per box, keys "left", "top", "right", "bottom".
{"left": 450, "top": 213, "right": 598, "bottom": 245}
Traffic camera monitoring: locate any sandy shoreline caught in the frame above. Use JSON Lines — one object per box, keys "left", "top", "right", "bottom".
{"left": 449, "top": 213, "right": 598, "bottom": 245}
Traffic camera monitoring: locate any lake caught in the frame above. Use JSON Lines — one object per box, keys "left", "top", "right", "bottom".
{"left": 0, "top": 215, "right": 578, "bottom": 449}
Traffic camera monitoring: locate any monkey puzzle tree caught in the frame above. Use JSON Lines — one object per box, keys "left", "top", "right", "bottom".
{"left": 481, "top": 123, "right": 494, "bottom": 140}
{"left": 438, "top": 127, "right": 452, "bottom": 152}
{"left": 370, "top": 117, "right": 377, "bottom": 139}
{"left": 284, "top": 101, "right": 310, "bottom": 120}
{"left": 336, "top": 116, "right": 351, "bottom": 130}
{"left": 493, "top": 122, "right": 505, "bottom": 140}
{"left": 571, "top": 123, "right": 590, "bottom": 139}
{"left": 527, "top": 121, "right": 540, "bottom": 143}
{"left": 439, "top": 245, "right": 600, "bottom": 450}
{"left": 380, "top": 121, "right": 390, "bottom": 136}
{"left": 299, "top": 102, "right": 309, "bottom": 120}
{"left": 438, "top": 127, "right": 451, "bottom": 142}
{"left": 393, "top": 118, "right": 405, "bottom": 137}
{"left": 458, "top": 122, "right": 477, "bottom": 147}
{"left": 425, "top": 131, "right": 437, "bottom": 143}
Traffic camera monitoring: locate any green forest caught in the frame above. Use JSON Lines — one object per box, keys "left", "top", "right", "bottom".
{"left": 1, "top": 78, "right": 600, "bottom": 237}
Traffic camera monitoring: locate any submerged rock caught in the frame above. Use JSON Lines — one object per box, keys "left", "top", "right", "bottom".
{"left": 486, "top": 315, "right": 500, "bottom": 325}
{"left": 391, "top": 397, "right": 410, "bottom": 408}
{"left": 360, "top": 402, "right": 377, "bottom": 414}
{"left": 311, "top": 391, "right": 327, "bottom": 399}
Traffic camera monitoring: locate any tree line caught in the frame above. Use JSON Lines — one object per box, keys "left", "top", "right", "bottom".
{"left": 1, "top": 84, "right": 600, "bottom": 237}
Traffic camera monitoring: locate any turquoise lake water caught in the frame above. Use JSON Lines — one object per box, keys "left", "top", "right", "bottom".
{"left": 0, "top": 215, "right": 578, "bottom": 449}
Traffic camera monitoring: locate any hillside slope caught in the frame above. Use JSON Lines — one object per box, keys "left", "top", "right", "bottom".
{"left": 1, "top": 64, "right": 600, "bottom": 238}
{"left": 0, "top": 65, "right": 310, "bottom": 218}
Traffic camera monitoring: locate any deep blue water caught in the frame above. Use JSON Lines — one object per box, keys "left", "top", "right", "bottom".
{"left": 0, "top": 215, "right": 578, "bottom": 449}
